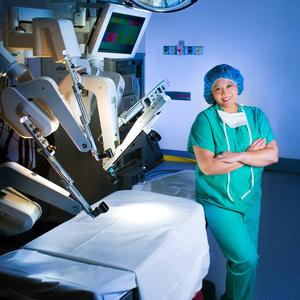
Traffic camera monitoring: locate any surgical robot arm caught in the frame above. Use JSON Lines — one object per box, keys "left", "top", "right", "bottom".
{"left": 0, "top": 42, "right": 108, "bottom": 221}
{"left": 60, "top": 67, "right": 170, "bottom": 179}
{"left": 107, "top": 80, "right": 170, "bottom": 173}
{"left": 33, "top": 18, "right": 101, "bottom": 160}
{"left": 0, "top": 161, "right": 82, "bottom": 236}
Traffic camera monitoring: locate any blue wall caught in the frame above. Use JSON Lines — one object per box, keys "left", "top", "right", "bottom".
{"left": 144, "top": 0, "right": 300, "bottom": 159}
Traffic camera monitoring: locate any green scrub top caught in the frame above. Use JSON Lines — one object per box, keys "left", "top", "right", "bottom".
{"left": 187, "top": 104, "right": 275, "bottom": 213}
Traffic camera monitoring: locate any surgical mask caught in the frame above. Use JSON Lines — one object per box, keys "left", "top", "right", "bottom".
{"left": 217, "top": 110, "right": 248, "bottom": 128}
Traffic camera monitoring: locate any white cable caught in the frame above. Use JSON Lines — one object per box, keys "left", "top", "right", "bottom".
{"left": 223, "top": 122, "right": 234, "bottom": 202}
{"left": 240, "top": 106, "right": 254, "bottom": 200}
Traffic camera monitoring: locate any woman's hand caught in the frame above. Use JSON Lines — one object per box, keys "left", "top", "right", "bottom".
{"left": 248, "top": 138, "right": 266, "bottom": 151}
{"left": 214, "top": 138, "right": 267, "bottom": 164}
{"left": 214, "top": 152, "right": 241, "bottom": 164}
{"left": 193, "top": 146, "right": 244, "bottom": 175}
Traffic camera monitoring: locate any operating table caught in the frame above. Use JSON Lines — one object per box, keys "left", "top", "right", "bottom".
{"left": 0, "top": 189, "right": 209, "bottom": 300}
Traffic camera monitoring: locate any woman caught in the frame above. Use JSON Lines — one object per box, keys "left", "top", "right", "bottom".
{"left": 187, "top": 64, "right": 278, "bottom": 300}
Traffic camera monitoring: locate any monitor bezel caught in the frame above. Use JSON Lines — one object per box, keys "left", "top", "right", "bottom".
{"left": 87, "top": 3, "right": 151, "bottom": 59}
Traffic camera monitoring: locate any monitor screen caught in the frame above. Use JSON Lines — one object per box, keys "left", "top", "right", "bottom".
{"left": 87, "top": 3, "right": 151, "bottom": 59}
{"left": 98, "top": 13, "right": 145, "bottom": 54}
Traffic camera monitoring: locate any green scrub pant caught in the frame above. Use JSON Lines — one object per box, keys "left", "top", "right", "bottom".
{"left": 202, "top": 200, "right": 261, "bottom": 300}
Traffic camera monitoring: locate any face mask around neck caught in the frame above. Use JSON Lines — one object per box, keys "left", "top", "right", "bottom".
{"left": 217, "top": 109, "right": 248, "bottom": 128}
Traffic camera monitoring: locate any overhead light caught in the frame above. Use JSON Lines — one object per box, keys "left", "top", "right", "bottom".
{"left": 126, "top": 0, "right": 198, "bottom": 13}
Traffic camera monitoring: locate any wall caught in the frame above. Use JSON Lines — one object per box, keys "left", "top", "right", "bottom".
{"left": 144, "top": 0, "right": 300, "bottom": 159}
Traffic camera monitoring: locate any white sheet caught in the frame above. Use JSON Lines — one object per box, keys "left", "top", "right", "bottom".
{"left": 0, "top": 248, "right": 135, "bottom": 300}
{"left": 133, "top": 170, "right": 196, "bottom": 200}
{"left": 23, "top": 190, "right": 209, "bottom": 300}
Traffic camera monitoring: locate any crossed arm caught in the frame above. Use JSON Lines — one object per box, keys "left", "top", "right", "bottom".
{"left": 193, "top": 139, "right": 279, "bottom": 176}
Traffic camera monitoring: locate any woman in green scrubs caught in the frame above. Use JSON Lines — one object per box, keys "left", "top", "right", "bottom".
{"left": 187, "top": 64, "right": 279, "bottom": 300}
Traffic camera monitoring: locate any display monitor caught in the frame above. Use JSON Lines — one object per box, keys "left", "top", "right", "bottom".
{"left": 87, "top": 3, "right": 151, "bottom": 59}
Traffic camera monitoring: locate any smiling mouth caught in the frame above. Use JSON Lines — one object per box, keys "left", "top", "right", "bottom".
{"left": 222, "top": 97, "right": 231, "bottom": 102}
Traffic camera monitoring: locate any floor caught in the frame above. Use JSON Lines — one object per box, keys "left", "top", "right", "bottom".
{"left": 147, "top": 162, "right": 300, "bottom": 300}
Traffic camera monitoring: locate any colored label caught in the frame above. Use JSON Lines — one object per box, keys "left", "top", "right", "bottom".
{"left": 165, "top": 91, "right": 191, "bottom": 101}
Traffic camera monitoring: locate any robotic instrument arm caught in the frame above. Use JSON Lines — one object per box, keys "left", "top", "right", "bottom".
{"left": 60, "top": 64, "right": 170, "bottom": 178}
{"left": 0, "top": 161, "right": 81, "bottom": 236}
{"left": 0, "top": 40, "right": 109, "bottom": 228}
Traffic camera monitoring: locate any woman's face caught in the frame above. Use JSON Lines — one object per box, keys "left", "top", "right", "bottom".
{"left": 211, "top": 78, "right": 238, "bottom": 112}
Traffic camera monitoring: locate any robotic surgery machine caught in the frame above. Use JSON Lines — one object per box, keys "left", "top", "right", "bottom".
{"left": 0, "top": 3, "right": 170, "bottom": 236}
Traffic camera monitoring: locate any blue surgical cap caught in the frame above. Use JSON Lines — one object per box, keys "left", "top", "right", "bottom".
{"left": 203, "top": 64, "right": 244, "bottom": 104}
